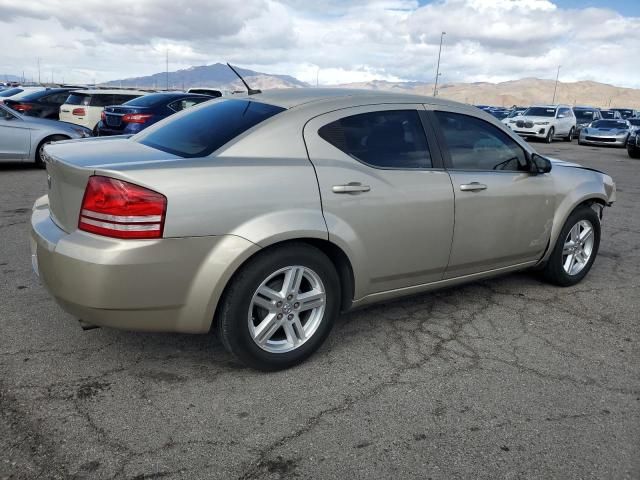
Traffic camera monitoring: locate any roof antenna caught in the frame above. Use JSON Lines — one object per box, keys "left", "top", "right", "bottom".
{"left": 226, "top": 63, "right": 261, "bottom": 95}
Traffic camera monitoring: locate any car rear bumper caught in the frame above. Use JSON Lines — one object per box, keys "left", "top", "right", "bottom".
{"left": 30, "top": 196, "right": 260, "bottom": 333}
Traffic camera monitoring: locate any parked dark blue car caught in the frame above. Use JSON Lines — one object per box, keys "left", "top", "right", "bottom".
{"left": 96, "top": 92, "right": 215, "bottom": 136}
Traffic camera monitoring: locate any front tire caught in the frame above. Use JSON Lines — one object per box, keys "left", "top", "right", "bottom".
{"left": 545, "top": 127, "right": 555, "bottom": 143}
{"left": 542, "top": 206, "right": 600, "bottom": 286}
{"left": 35, "top": 135, "right": 68, "bottom": 169}
{"left": 217, "top": 243, "right": 340, "bottom": 371}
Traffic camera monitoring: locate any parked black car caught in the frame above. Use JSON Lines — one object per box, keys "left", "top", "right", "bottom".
{"left": 611, "top": 108, "right": 638, "bottom": 120}
{"left": 96, "top": 92, "right": 214, "bottom": 136}
{"left": 627, "top": 118, "right": 640, "bottom": 159}
{"left": 572, "top": 106, "right": 602, "bottom": 139}
{"left": 4, "top": 88, "right": 82, "bottom": 120}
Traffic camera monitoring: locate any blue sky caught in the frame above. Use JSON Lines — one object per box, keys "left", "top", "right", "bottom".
{"left": 0, "top": 0, "right": 638, "bottom": 87}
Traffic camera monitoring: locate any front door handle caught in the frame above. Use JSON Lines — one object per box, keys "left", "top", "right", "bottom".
{"left": 459, "top": 182, "right": 487, "bottom": 192}
{"left": 332, "top": 183, "right": 371, "bottom": 194}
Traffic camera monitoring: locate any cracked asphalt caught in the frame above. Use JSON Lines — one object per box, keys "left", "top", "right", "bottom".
{"left": 1, "top": 141, "right": 639, "bottom": 480}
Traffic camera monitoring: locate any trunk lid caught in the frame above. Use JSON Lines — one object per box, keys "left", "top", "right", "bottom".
{"left": 44, "top": 137, "right": 178, "bottom": 233}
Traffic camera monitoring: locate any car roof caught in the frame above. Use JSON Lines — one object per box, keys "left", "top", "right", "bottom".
{"left": 247, "top": 87, "right": 470, "bottom": 110}
{"left": 70, "top": 89, "right": 149, "bottom": 96}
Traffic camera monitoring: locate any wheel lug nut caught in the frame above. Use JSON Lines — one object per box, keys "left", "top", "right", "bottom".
{"left": 287, "top": 314, "right": 294, "bottom": 320}
{"left": 294, "top": 302, "right": 300, "bottom": 309}
{"left": 287, "top": 294, "right": 293, "bottom": 300}
{"left": 277, "top": 313, "right": 283, "bottom": 319}
{"left": 276, "top": 301, "right": 283, "bottom": 307}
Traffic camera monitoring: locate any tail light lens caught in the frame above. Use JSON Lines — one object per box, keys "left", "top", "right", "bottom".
{"left": 122, "top": 113, "right": 152, "bottom": 124}
{"left": 13, "top": 103, "right": 32, "bottom": 112}
{"left": 72, "top": 108, "right": 86, "bottom": 116}
{"left": 78, "top": 176, "right": 167, "bottom": 239}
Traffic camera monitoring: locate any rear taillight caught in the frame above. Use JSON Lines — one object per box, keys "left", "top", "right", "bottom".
{"left": 78, "top": 176, "right": 166, "bottom": 239}
{"left": 100, "top": 111, "right": 106, "bottom": 121}
{"left": 122, "top": 113, "right": 152, "bottom": 124}
{"left": 72, "top": 108, "right": 86, "bottom": 116}
{"left": 13, "top": 103, "right": 32, "bottom": 112}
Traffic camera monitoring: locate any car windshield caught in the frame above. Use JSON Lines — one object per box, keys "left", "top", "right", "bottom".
{"left": 135, "top": 99, "right": 285, "bottom": 158}
{"left": 613, "top": 109, "right": 634, "bottom": 119}
{"left": 574, "top": 110, "right": 595, "bottom": 122}
{"left": 524, "top": 107, "right": 556, "bottom": 117}
{"left": 507, "top": 110, "right": 525, "bottom": 118}
{"left": 591, "top": 120, "right": 628, "bottom": 129}
{"left": 0, "top": 88, "right": 23, "bottom": 97}
{"left": 601, "top": 111, "right": 616, "bottom": 119}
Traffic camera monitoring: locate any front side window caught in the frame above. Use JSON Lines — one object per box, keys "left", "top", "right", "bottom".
{"left": 557, "top": 108, "right": 572, "bottom": 118}
{"left": 318, "top": 110, "right": 432, "bottom": 169}
{"left": 136, "top": 99, "right": 285, "bottom": 158}
{"left": 434, "top": 111, "right": 528, "bottom": 172}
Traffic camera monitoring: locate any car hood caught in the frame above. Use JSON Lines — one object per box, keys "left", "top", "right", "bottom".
{"left": 583, "top": 128, "right": 628, "bottom": 135}
{"left": 517, "top": 116, "right": 556, "bottom": 123}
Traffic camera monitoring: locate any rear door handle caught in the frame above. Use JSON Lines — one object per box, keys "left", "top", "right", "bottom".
{"left": 332, "top": 183, "right": 371, "bottom": 194}
{"left": 459, "top": 182, "right": 487, "bottom": 192}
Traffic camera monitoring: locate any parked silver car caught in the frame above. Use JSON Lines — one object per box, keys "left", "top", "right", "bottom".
{"left": 578, "top": 119, "right": 631, "bottom": 147}
{"left": 0, "top": 104, "right": 91, "bottom": 167}
{"left": 30, "top": 89, "right": 616, "bottom": 370}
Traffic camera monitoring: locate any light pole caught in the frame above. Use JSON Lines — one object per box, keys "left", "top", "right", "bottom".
{"left": 551, "top": 65, "right": 561, "bottom": 104}
{"left": 433, "top": 31, "right": 446, "bottom": 97}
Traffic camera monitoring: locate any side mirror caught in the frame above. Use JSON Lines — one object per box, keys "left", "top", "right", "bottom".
{"left": 530, "top": 153, "right": 552, "bottom": 174}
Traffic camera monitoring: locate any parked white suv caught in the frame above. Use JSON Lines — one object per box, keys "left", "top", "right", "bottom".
{"left": 59, "top": 89, "right": 148, "bottom": 131}
{"left": 511, "top": 105, "right": 576, "bottom": 143}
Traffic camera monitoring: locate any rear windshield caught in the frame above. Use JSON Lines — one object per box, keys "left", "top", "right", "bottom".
{"left": 592, "top": 120, "right": 628, "bottom": 129}
{"left": 124, "top": 94, "right": 173, "bottom": 107}
{"left": 0, "top": 88, "right": 23, "bottom": 97}
{"left": 524, "top": 107, "right": 556, "bottom": 117}
{"left": 65, "top": 93, "right": 90, "bottom": 106}
{"left": 136, "top": 99, "right": 285, "bottom": 158}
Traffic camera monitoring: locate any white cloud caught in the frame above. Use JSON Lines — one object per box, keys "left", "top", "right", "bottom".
{"left": 0, "top": 0, "right": 638, "bottom": 87}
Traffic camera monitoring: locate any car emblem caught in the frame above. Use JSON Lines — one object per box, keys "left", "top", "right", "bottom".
{"left": 47, "top": 174, "right": 51, "bottom": 189}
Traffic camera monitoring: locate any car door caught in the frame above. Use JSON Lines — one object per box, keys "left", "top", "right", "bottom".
{"left": 429, "top": 108, "right": 555, "bottom": 279}
{"left": 0, "top": 107, "right": 30, "bottom": 160}
{"left": 304, "top": 105, "right": 455, "bottom": 297}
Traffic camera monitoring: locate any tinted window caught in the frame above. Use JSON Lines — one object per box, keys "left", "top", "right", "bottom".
{"left": 574, "top": 109, "right": 596, "bottom": 122}
{"left": 318, "top": 110, "right": 431, "bottom": 169}
{"left": 168, "top": 97, "right": 210, "bottom": 112}
{"left": 524, "top": 107, "right": 556, "bottom": 117}
{"left": 43, "top": 92, "right": 72, "bottom": 104}
{"left": 628, "top": 119, "right": 640, "bottom": 126}
{"left": 435, "top": 111, "right": 528, "bottom": 171}
{"left": 136, "top": 99, "right": 284, "bottom": 158}
{"left": 65, "top": 93, "right": 90, "bottom": 106}
{"left": 0, "top": 106, "right": 16, "bottom": 119}
{"left": 0, "top": 88, "right": 23, "bottom": 97}
{"left": 124, "top": 94, "right": 173, "bottom": 107}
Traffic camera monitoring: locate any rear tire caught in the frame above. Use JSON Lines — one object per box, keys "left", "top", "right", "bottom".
{"left": 545, "top": 127, "right": 555, "bottom": 143}
{"left": 564, "top": 127, "right": 574, "bottom": 142}
{"left": 35, "top": 135, "right": 68, "bottom": 169}
{"left": 217, "top": 243, "right": 340, "bottom": 371}
{"left": 628, "top": 147, "right": 640, "bottom": 159}
{"left": 541, "top": 206, "right": 600, "bottom": 287}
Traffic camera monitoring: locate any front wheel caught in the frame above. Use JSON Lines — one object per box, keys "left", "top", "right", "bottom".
{"left": 542, "top": 206, "right": 600, "bottom": 286}
{"left": 35, "top": 135, "right": 68, "bottom": 169}
{"left": 217, "top": 243, "right": 340, "bottom": 371}
{"left": 545, "top": 127, "right": 555, "bottom": 143}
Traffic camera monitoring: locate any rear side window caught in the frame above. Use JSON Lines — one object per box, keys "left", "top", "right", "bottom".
{"left": 434, "top": 111, "right": 528, "bottom": 171}
{"left": 318, "top": 110, "right": 432, "bottom": 169}
{"left": 168, "top": 97, "right": 210, "bottom": 112}
{"left": 136, "top": 99, "right": 285, "bottom": 158}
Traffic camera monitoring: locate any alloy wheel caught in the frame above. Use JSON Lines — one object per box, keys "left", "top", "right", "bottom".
{"left": 248, "top": 266, "right": 326, "bottom": 353}
{"left": 562, "top": 220, "right": 595, "bottom": 275}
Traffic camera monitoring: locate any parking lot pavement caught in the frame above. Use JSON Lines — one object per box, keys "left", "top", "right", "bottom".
{"left": 0, "top": 142, "right": 638, "bottom": 480}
